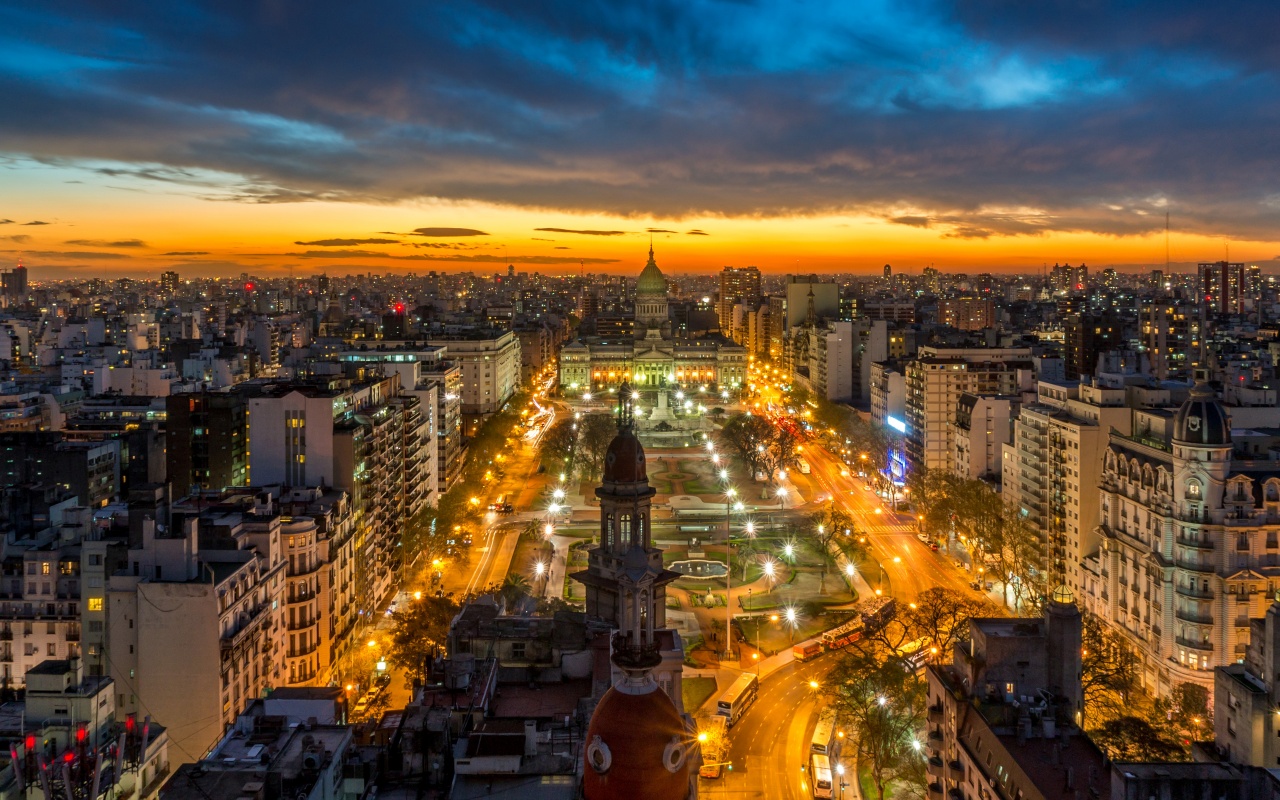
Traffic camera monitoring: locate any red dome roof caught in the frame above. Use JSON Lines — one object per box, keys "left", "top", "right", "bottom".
{"left": 603, "top": 430, "right": 647, "bottom": 483}
{"left": 583, "top": 682, "right": 692, "bottom": 800}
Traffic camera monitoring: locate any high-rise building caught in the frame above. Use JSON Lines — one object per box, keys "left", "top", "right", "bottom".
{"left": 1049, "top": 263, "right": 1088, "bottom": 294}
{"left": 160, "top": 270, "right": 180, "bottom": 295}
{"left": 1001, "top": 378, "right": 1132, "bottom": 594}
{"left": 2, "top": 262, "right": 28, "bottom": 300}
{"left": 1063, "top": 313, "right": 1121, "bottom": 380}
{"left": 426, "top": 331, "right": 521, "bottom": 437}
{"left": 939, "top": 297, "right": 995, "bottom": 331}
{"left": 883, "top": 263, "right": 892, "bottom": 279}
{"left": 717, "top": 266, "right": 761, "bottom": 336}
{"left": 166, "top": 391, "right": 249, "bottom": 496}
{"left": 1143, "top": 297, "right": 1200, "bottom": 380}
{"left": 904, "top": 347, "right": 1035, "bottom": 474}
{"left": 1198, "top": 260, "right": 1247, "bottom": 314}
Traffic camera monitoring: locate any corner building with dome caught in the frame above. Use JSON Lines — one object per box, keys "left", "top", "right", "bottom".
{"left": 572, "top": 384, "right": 700, "bottom": 800}
{"left": 559, "top": 246, "right": 748, "bottom": 394}
{"left": 1085, "top": 374, "right": 1280, "bottom": 697}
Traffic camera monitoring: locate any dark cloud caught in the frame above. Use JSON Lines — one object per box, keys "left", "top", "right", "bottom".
{"left": 287, "top": 248, "right": 614, "bottom": 264}
{"left": 0, "top": 235, "right": 31, "bottom": 244}
{"left": 162, "top": 251, "right": 209, "bottom": 255}
{"left": 531, "top": 237, "right": 553, "bottom": 241}
{"left": 2, "top": 2, "right": 1280, "bottom": 241}
{"left": 534, "top": 228, "right": 626, "bottom": 236}
{"left": 65, "top": 238, "right": 147, "bottom": 247}
{"left": 646, "top": 228, "right": 677, "bottom": 233}
{"left": 889, "top": 216, "right": 931, "bottom": 228}
{"left": 0, "top": 220, "right": 12, "bottom": 225}
{"left": 554, "top": 246, "right": 570, "bottom": 249}
{"left": 293, "top": 238, "right": 400, "bottom": 246}
{"left": 685, "top": 230, "right": 709, "bottom": 236}
{"left": 410, "top": 228, "right": 488, "bottom": 237}
{"left": 23, "top": 221, "right": 50, "bottom": 226}
{"left": 5, "top": 249, "right": 128, "bottom": 259}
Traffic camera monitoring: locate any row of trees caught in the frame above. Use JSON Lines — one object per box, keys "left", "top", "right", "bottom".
{"left": 826, "top": 588, "right": 996, "bottom": 800}
{"left": 907, "top": 466, "right": 1048, "bottom": 612}
{"left": 716, "top": 412, "right": 802, "bottom": 484}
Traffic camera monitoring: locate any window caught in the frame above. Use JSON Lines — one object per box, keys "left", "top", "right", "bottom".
{"left": 87, "top": 598, "right": 103, "bottom": 612}
{"left": 41, "top": 563, "right": 49, "bottom": 575}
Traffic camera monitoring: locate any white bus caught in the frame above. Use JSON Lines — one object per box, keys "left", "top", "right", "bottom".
{"left": 810, "top": 753, "right": 834, "bottom": 799}
{"left": 716, "top": 672, "right": 760, "bottom": 727}
{"left": 810, "top": 709, "right": 838, "bottom": 757}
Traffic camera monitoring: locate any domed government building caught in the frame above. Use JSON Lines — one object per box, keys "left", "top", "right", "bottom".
{"left": 572, "top": 385, "right": 701, "bottom": 800}
{"left": 559, "top": 246, "right": 748, "bottom": 395}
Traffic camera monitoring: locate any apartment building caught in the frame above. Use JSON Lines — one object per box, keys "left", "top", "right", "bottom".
{"left": 1001, "top": 377, "right": 1133, "bottom": 595}
{"left": 869, "top": 361, "right": 906, "bottom": 426}
{"left": 1085, "top": 381, "right": 1280, "bottom": 698}
{"left": 808, "top": 320, "right": 854, "bottom": 403}
{"left": 426, "top": 331, "right": 521, "bottom": 437}
{"left": 904, "top": 347, "right": 1035, "bottom": 474}
{"left": 246, "top": 372, "right": 427, "bottom": 613}
{"left": 165, "top": 391, "right": 248, "bottom": 496}
{"left": 939, "top": 297, "right": 995, "bottom": 331}
{"left": 951, "top": 393, "right": 1018, "bottom": 483}
{"left": 107, "top": 508, "right": 286, "bottom": 760}
{"left": 717, "top": 266, "right": 762, "bottom": 337}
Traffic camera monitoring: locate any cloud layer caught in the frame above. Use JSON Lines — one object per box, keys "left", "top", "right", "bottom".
{"left": 1, "top": 1, "right": 1279, "bottom": 241}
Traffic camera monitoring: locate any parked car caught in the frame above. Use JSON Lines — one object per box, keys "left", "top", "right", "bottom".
{"left": 929, "top": 542, "right": 939, "bottom": 552}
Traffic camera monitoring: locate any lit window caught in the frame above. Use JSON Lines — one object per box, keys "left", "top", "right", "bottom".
{"left": 88, "top": 598, "right": 103, "bottom": 612}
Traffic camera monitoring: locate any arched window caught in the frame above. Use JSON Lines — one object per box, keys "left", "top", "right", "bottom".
{"left": 1186, "top": 480, "right": 1202, "bottom": 500}
{"left": 604, "top": 514, "right": 614, "bottom": 550}
{"left": 620, "top": 514, "right": 632, "bottom": 547}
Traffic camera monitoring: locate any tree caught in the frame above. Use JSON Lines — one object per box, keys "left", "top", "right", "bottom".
{"left": 1154, "top": 682, "right": 1212, "bottom": 743}
{"left": 499, "top": 573, "right": 530, "bottom": 607}
{"left": 1089, "top": 716, "right": 1186, "bottom": 761}
{"left": 576, "top": 412, "right": 617, "bottom": 479}
{"left": 718, "top": 412, "right": 773, "bottom": 479}
{"left": 387, "top": 593, "right": 461, "bottom": 679}
{"left": 900, "top": 587, "right": 996, "bottom": 661}
{"left": 826, "top": 645, "right": 927, "bottom": 800}
{"left": 1001, "top": 505, "right": 1048, "bottom": 614}
{"left": 538, "top": 418, "right": 577, "bottom": 473}
{"left": 1080, "top": 611, "right": 1140, "bottom": 728}
{"left": 761, "top": 425, "right": 802, "bottom": 482}
{"left": 805, "top": 502, "right": 858, "bottom": 594}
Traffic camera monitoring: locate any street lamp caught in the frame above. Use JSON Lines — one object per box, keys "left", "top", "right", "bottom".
{"left": 763, "top": 558, "right": 777, "bottom": 592}
{"left": 535, "top": 560, "right": 546, "bottom": 596}
{"left": 784, "top": 606, "right": 799, "bottom": 643}
{"left": 722, "top": 486, "right": 738, "bottom": 662}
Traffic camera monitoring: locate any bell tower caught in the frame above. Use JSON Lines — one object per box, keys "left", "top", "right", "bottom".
{"left": 572, "top": 383, "right": 679, "bottom": 652}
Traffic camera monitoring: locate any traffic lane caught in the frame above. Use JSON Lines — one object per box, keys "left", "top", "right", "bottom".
{"left": 712, "top": 658, "right": 835, "bottom": 800}
{"left": 808, "top": 446, "right": 981, "bottom": 601}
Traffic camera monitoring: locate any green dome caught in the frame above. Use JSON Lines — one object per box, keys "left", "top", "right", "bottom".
{"left": 636, "top": 246, "right": 667, "bottom": 295}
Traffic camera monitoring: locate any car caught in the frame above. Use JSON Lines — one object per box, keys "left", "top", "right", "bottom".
{"left": 352, "top": 698, "right": 370, "bottom": 716}
{"left": 385, "top": 602, "right": 398, "bottom": 616}
{"left": 929, "top": 543, "right": 940, "bottom": 552}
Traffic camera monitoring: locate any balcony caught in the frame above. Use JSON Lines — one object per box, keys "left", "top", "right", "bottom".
{"left": 0, "top": 629, "right": 11, "bottom": 641}
{"left": 948, "top": 760, "right": 963, "bottom": 779}
{"left": 928, "top": 703, "right": 943, "bottom": 722}
{"left": 1175, "top": 635, "right": 1213, "bottom": 653}
{"left": 1175, "top": 583, "right": 1214, "bottom": 600}
{"left": 1174, "top": 556, "right": 1215, "bottom": 574}
{"left": 1176, "top": 535, "right": 1214, "bottom": 551}
{"left": 926, "top": 756, "right": 944, "bottom": 778}
{"left": 1175, "top": 608, "right": 1213, "bottom": 626}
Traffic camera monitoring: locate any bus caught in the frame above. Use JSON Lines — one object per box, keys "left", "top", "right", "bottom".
{"left": 793, "top": 641, "right": 821, "bottom": 662}
{"left": 821, "top": 618, "right": 864, "bottom": 651}
{"left": 810, "top": 709, "right": 838, "bottom": 757}
{"left": 716, "top": 672, "right": 760, "bottom": 728}
{"left": 899, "top": 637, "right": 929, "bottom": 671}
{"left": 810, "top": 753, "right": 834, "bottom": 799}
{"left": 860, "top": 596, "right": 897, "bottom": 632}
{"left": 698, "top": 715, "right": 728, "bottom": 779}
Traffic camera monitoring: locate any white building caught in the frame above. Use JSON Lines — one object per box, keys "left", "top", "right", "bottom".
{"left": 904, "top": 347, "right": 1035, "bottom": 474}
{"left": 1087, "top": 381, "right": 1280, "bottom": 698}
{"left": 951, "top": 393, "right": 1018, "bottom": 483}
{"left": 1001, "top": 377, "right": 1133, "bottom": 596}
{"left": 427, "top": 331, "right": 521, "bottom": 437}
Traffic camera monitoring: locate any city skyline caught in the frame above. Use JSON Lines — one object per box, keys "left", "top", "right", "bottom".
{"left": 3, "top": 1, "right": 1280, "bottom": 277}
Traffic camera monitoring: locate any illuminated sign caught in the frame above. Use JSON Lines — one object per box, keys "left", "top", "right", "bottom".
{"left": 886, "top": 416, "right": 907, "bottom": 434}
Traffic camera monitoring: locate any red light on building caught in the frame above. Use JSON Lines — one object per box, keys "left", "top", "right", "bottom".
{"left": 25, "top": 735, "right": 35, "bottom": 751}
{"left": 245, "top": 281, "right": 256, "bottom": 292}
{"left": 125, "top": 715, "right": 135, "bottom": 734}
{"left": 75, "top": 726, "right": 86, "bottom": 743}
{"left": 393, "top": 302, "right": 405, "bottom": 315}
{"left": 63, "top": 752, "right": 74, "bottom": 763}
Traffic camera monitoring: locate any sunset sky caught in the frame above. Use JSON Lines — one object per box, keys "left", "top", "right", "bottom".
{"left": 2, "top": 1, "right": 1279, "bottom": 278}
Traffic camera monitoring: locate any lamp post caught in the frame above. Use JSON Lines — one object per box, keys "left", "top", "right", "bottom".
{"left": 723, "top": 485, "right": 737, "bottom": 662}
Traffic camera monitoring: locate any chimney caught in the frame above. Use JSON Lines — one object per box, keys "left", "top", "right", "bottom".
{"left": 523, "top": 720, "right": 537, "bottom": 757}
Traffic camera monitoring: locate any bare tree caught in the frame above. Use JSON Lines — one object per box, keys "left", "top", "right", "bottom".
{"left": 717, "top": 413, "right": 773, "bottom": 479}
{"left": 575, "top": 413, "right": 617, "bottom": 480}
{"left": 1081, "top": 610, "right": 1140, "bottom": 728}
{"left": 538, "top": 418, "right": 577, "bottom": 473}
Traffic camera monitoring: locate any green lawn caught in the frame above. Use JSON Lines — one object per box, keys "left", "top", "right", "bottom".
{"left": 682, "top": 676, "right": 719, "bottom": 713}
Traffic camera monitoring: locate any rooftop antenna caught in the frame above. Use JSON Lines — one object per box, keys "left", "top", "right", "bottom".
{"left": 1164, "top": 211, "right": 1170, "bottom": 272}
